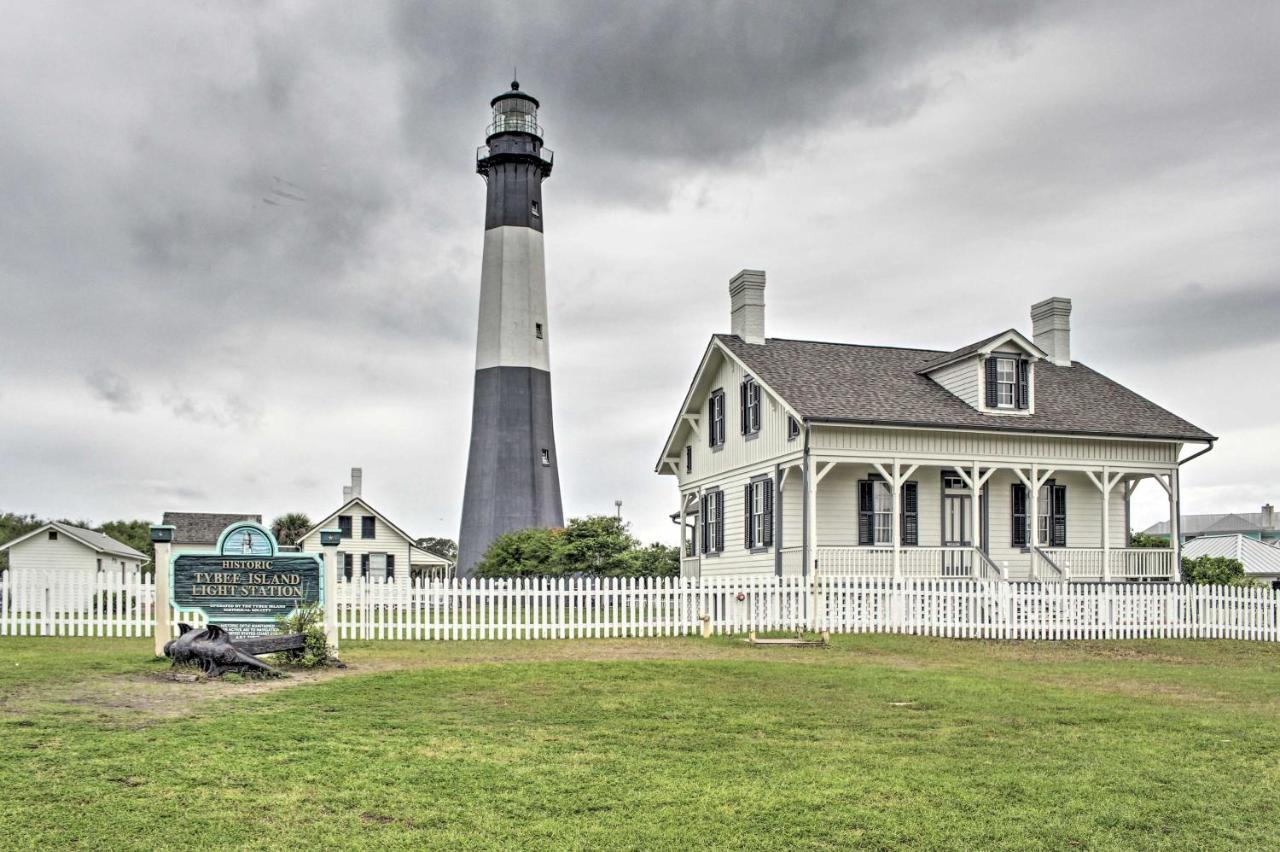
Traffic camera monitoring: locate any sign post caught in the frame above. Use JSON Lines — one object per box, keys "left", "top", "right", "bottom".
{"left": 150, "top": 525, "right": 176, "bottom": 657}
{"left": 167, "top": 521, "right": 324, "bottom": 641}
{"left": 319, "top": 528, "right": 341, "bottom": 653}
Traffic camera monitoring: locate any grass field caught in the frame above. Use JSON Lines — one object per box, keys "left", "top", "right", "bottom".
{"left": 1, "top": 636, "right": 1278, "bottom": 850}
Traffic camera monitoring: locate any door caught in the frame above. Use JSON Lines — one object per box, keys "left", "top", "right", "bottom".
{"left": 943, "top": 494, "right": 972, "bottom": 576}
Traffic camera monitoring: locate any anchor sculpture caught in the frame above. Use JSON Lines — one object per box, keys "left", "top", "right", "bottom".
{"left": 164, "top": 623, "right": 284, "bottom": 678}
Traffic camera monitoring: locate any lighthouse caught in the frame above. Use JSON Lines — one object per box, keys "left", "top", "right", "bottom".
{"left": 457, "top": 80, "right": 564, "bottom": 577}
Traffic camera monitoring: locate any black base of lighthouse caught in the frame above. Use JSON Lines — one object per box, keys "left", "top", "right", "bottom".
{"left": 457, "top": 366, "right": 564, "bottom": 576}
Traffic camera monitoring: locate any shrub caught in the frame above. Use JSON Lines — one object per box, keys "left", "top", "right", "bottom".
{"left": 273, "top": 603, "right": 338, "bottom": 668}
{"left": 1181, "top": 555, "right": 1247, "bottom": 585}
{"left": 474, "top": 516, "right": 681, "bottom": 579}
{"left": 623, "top": 543, "right": 680, "bottom": 578}
{"left": 474, "top": 527, "right": 562, "bottom": 577}
{"left": 1129, "top": 530, "right": 1169, "bottom": 548}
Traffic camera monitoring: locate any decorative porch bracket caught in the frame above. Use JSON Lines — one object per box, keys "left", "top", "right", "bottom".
{"left": 871, "top": 460, "right": 919, "bottom": 579}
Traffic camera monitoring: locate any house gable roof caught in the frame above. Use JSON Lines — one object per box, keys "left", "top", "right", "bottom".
{"left": 918, "top": 329, "right": 1046, "bottom": 373}
{"left": 162, "top": 512, "right": 262, "bottom": 545}
{"left": 1145, "top": 512, "right": 1272, "bottom": 536}
{"left": 715, "top": 334, "right": 1213, "bottom": 442}
{"left": 655, "top": 337, "right": 802, "bottom": 471}
{"left": 301, "top": 497, "right": 451, "bottom": 566}
{"left": 0, "top": 522, "right": 146, "bottom": 560}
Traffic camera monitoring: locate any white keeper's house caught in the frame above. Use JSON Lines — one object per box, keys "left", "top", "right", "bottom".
{"left": 298, "top": 468, "right": 453, "bottom": 584}
{"left": 657, "top": 271, "right": 1215, "bottom": 583}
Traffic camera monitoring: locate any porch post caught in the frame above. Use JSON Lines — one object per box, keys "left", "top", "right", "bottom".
{"left": 891, "top": 458, "right": 902, "bottom": 580}
{"left": 678, "top": 496, "right": 688, "bottom": 575}
{"left": 1101, "top": 465, "right": 1112, "bottom": 582}
{"left": 1028, "top": 464, "right": 1040, "bottom": 549}
{"left": 970, "top": 461, "right": 982, "bottom": 553}
{"left": 1171, "top": 468, "right": 1182, "bottom": 582}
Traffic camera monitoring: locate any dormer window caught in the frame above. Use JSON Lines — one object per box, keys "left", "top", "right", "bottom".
{"left": 985, "top": 356, "right": 1029, "bottom": 411}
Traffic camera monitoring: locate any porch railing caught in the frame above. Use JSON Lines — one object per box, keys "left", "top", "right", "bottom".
{"left": 817, "top": 546, "right": 994, "bottom": 579}
{"left": 779, "top": 547, "right": 805, "bottom": 576}
{"left": 1031, "top": 547, "right": 1067, "bottom": 582}
{"left": 1042, "top": 548, "right": 1175, "bottom": 580}
{"left": 680, "top": 556, "right": 701, "bottom": 578}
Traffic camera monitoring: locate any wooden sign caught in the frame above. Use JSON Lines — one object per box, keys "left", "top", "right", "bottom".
{"left": 171, "top": 522, "right": 323, "bottom": 640}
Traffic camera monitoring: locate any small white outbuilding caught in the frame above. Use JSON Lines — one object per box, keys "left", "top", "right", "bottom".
{"left": 0, "top": 521, "right": 147, "bottom": 583}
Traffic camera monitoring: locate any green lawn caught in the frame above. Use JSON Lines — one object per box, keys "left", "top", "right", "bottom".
{"left": 1, "top": 636, "right": 1278, "bottom": 850}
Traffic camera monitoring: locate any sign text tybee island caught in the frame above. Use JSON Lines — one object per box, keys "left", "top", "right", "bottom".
{"left": 163, "top": 522, "right": 324, "bottom": 640}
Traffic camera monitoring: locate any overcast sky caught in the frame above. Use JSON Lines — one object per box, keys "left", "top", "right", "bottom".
{"left": 1, "top": 1, "right": 1277, "bottom": 545}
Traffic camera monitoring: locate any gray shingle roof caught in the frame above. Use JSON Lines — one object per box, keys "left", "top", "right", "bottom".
{"left": 717, "top": 334, "right": 1213, "bottom": 442}
{"left": 162, "top": 512, "right": 262, "bottom": 545}
{"left": 50, "top": 523, "right": 147, "bottom": 559}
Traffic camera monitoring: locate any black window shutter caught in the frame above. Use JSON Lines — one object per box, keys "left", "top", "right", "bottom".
{"left": 901, "top": 482, "right": 918, "bottom": 546}
{"left": 739, "top": 381, "right": 748, "bottom": 433}
{"left": 1011, "top": 484, "right": 1027, "bottom": 547}
{"left": 386, "top": 553, "right": 395, "bottom": 580}
{"left": 763, "top": 480, "right": 774, "bottom": 547}
{"left": 700, "top": 495, "right": 709, "bottom": 554}
{"left": 715, "top": 493, "right": 724, "bottom": 553}
{"left": 1052, "top": 484, "right": 1067, "bottom": 547}
{"left": 360, "top": 553, "right": 369, "bottom": 577}
{"left": 858, "top": 480, "right": 874, "bottom": 545}
{"left": 744, "top": 483, "right": 753, "bottom": 549}
{"left": 708, "top": 397, "right": 715, "bottom": 447}
{"left": 1017, "top": 359, "right": 1029, "bottom": 409}
{"left": 985, "top": 357, "right": 999, "bottom": 407}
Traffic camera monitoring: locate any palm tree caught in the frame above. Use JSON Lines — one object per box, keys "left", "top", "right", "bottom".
{"left": 271, "top": 513, "right": 312, "bottom": 548}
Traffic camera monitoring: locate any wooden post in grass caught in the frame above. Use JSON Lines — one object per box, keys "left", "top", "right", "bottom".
{"left": 149, "top": 525, "right": 175, "bottom": 657}
{"left": 319, "top": 528, "right": 341, "bottom": 654}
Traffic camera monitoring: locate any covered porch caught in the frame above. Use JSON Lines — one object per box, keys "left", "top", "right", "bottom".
{"left": 789, "top": 457, "right": 1180, "bottom": 582}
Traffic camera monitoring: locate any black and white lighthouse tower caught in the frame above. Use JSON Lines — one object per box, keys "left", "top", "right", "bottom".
{"left": 457, "top": 80, "right": 564, "bottom": 576}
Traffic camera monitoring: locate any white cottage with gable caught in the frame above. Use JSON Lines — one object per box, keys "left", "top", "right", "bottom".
{"left": 657, "top": 270, "right": 1215, "bottom": 583}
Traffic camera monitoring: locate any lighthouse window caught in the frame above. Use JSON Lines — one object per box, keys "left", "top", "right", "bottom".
{"left": 541, "top": 449, "right": 551, "bottom": 466}
{"left": 535, "top": 323, "right": 543, "bottom": 339}
{"left": 530, "top": 200, "right": 540, "bottom": 217}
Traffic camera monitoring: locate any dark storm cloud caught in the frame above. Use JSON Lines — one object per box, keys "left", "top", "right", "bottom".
{"left": 1102, "top": 281, "right": 1280, "bottom": 358}
{"left": 85, "top": 369, "right": 141, "bottom": 413}
{"left": 390, "top": 0, "right": 1053, "bottom": 203}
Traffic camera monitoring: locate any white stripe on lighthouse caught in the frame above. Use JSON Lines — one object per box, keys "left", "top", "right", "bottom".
{"left": 475, "top": 225, "right": 550, "bottom": 372}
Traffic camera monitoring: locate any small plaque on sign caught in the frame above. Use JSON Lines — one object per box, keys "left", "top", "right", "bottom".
{"left": 170, "top": 522, "right": 323, "bottom": 637}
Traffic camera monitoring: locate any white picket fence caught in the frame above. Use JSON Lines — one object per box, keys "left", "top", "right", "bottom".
{"left": 3, "top": 571, "right": 1279, "bottom": 642}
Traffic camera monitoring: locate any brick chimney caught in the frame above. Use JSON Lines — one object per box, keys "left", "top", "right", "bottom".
{"left": 344, "top": 467, "right": 363, "bottom": 502}
{"left": 730, "top": 269, "right": 766, "bottom": 345}
{"left": 1264, "top": 503, "right": 1275, "bottom": 529}
{"left": 1031, "top": 297, "right": 1072, "bottom": 367}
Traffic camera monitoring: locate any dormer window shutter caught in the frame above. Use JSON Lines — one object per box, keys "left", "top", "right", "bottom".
{"left": 901, "top": 482, "right": 919, "bottom": 546}
{"left": 858, "top": 481, "right": 874, "bottom": 545}
{"left": 985, "top": 357, "right": 999, "bottom": 407}
{"left": 1017, "top": 359, "right": 1029, "bottom": 410}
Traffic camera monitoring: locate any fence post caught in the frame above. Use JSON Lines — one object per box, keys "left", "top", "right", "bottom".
{"left": 319, "top": 529, "right": 341, "bottom": 654}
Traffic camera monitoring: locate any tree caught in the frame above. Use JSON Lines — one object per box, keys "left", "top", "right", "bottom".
{"left": 554, "top": 515, "right": 636, "bottom": 576}
{"left": 1181, "top": 555, "right": 1247, "bottom": 585}
{"left": 416, "top": 536, "right": 458, "bottom": 562}
{"left": 271, "top": 513, "right": 312, "bottom": 548}
{"left": 473, "top": 516, "right": 679, "bottom": 579}
{"left": 0, "top": 512, "right": 42, "bottom": 574}
{"left": 473, "top": 527, "right": 561, "bottom": 577}
{"left": 1129, "top": 530, "right": 1169, "bottom": 548}
{"left": 623, "top": 543, "right": 680, "bottom": 578}
{"left": 97, "top": 520, "right": 156, "bottom": 572}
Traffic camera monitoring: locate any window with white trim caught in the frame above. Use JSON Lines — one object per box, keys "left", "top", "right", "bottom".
{"left": 872, "top": 480, "right": 893, "bottom": 545}
{"left": 741, "top": 376, "right": 761, "bottom": 435}
{"left": 708, "top": 389, "right": 726, "bottom": 448}
{"left": 787, "top": 415, "right": 800, "bottom": 441}
{"left": 996, "top": 357, "right": 1016, "bottom": 408}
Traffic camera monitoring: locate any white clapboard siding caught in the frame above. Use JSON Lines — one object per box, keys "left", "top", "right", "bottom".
{"left": 2, "top": 572, "right": 1278, "bottom": 643}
